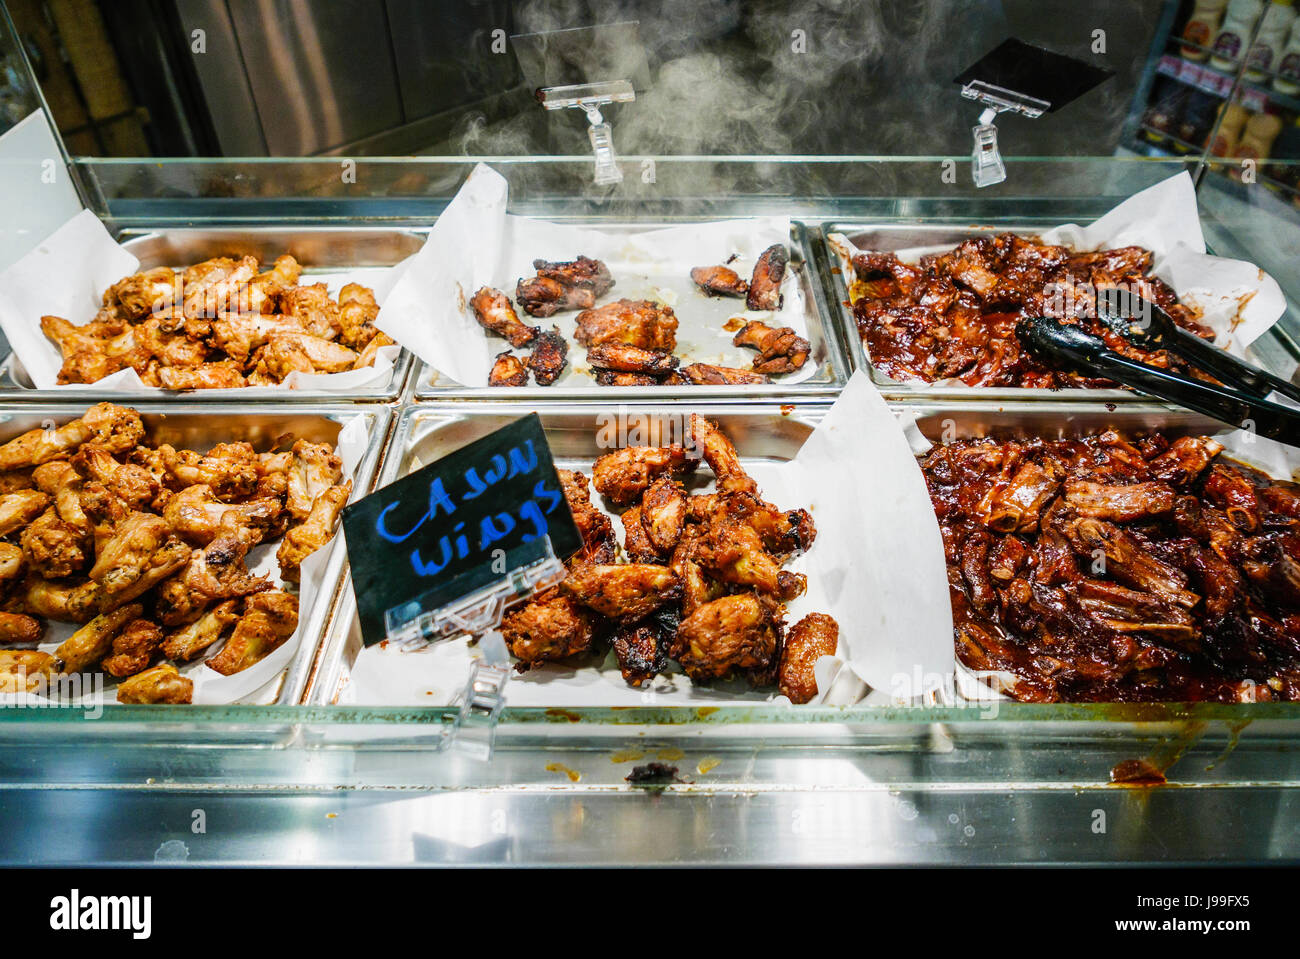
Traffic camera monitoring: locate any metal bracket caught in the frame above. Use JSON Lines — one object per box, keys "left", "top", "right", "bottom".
{"left": 539, "top": 80, "right": 635, "bottom": 186}
{"left": 959, "top": 80, "right": 1050, "bottom": 189}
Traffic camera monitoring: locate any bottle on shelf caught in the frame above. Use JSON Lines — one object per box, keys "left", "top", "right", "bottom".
{"left": 1180, "top": 91, "right": 1225, "bottom": 148}
{"left": 1210, "top": 99, "right": 1253, "bottom": 153}
{"left": 1231, "top": 111, "right": 1285, "bottom": 179}
{"left": 1183, "top": 0, "right": 1230, "bottom": 60}
{"left": 1275, "top": 16, "right": 1300, "bottom": 93}
{"left": 1246, "top": 0, "right": 1297, "bottom": 80}
{"left": 1212, "top": 0, "right": 1266, "bottom": 70}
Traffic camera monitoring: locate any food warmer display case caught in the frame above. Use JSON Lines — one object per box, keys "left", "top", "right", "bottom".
{"left": 0, "top": 1, "right": 1299, "bottom": 867}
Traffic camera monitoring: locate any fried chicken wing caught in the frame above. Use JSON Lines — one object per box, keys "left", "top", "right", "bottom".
{"left": 0, "top": 649, "right": 54, "bottom": 692}
{"left": 54, "top": 603, "right": 142, "bottom": 673}
{"left": 0, "top": 404, "right": 144, "bottom": 471}
{"left": 286, "top": 440, "right": 343, "bottom": 520}
{"left": 104, "top": 267, "right": 179, "bottom": 320}
{"left": 205, "top": 590, "right": 299, "bottom": 675}
{"left": 691, "top": 264, "right": 749, "bottom": 298}
{"left": 337, "top": 282, "right": 381, "bottom": 350}
{"left": 0, "top": 611, "right": 43, "bottom": 645}
{"left": 182, "top": 256, "right": 257, "bottom": 319}
{"left": 21, "top": 508, "right": 87, "bottom": 579}
{"left": 163, "top": 484, "right": 283, "bottom": 546}
{"left": 277, "top": 481, "right": 350, "bottom": 582}
{"left": 101, "top": 617, "right": 165, "bottom": 678}
{"left": 561, "top": 563, "right": 680, "bottom": 622}
{"left": 525, "top": 328, "right": 568, "bottom": 386}
{"left": 558, "top": 469, "right": 616, "bottom": 565}
{"left": 676, "top": 593, "right": 781, "bottom": 681}
{"left": 574, "top": 299, "right": 678, "bottom": 351}
{"left": 116, "top": 663, "right": 193, "bottom": 704}
{"left": 779, "top": 613, "right": 839, "bottom": 703}
{"left": 640, "top": 476, "right": 687, "bottom": 553}
{"left": 161, "top": 599, "right": 240, "bottom": 662}
{"left": 158, "top": 361, "right": 247, "bottom": 391}
{"left": 209, "top": 313, "right": 308, "bottom": 363}
{"left": 488, "top": 351, "right": 529, "bottom": 387}
{"left": 594, "top": 371, "right": 666, "bottom": 387}
{"left": 690, "top": 414, "right": 754, "bottom": 495}
{"left": 584, "top": 343, "right": 679, "bottom": 376}
{"left": 0, "top": 489, "right": 50, "bottom": 537}
{"left": 500, "top": 587, "right": 603, "bottom": 668}
{"left": 732, "top": 320, "right": 809, "bottom": 373}
{"left": 0, "top": 542, "right": 24, "bottom": 581}
{"left": 612, "top": 612, "right": 677, "bottom": 686}
{"left": 746, "top": 244, "right": 788, "bottom": 311}
{"left": 620, "top": 505, "right": 663, "bottom": 563}
{"left": 70, "top": 445, "right": 163, "bottom": 512}
{"left": 471, "top": 287, "right": 539, "bottom": 346}
{"left": 160, "top": 442, "right": 261, "bottom": 500}
{"left": 21, "top": 576, "right": 102, "bottom": 624}
{"left": 592, "top": 444, "right": 695, "bottom": 506}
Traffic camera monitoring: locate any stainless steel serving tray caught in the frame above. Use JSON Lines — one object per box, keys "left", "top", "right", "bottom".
{"left": 823, "top": 221, "right": 1157, "bottom": 404}
{"left": 0, "top": 401, "right": 392, "bottom": 706}
{"left": 0, "top": 227, "right": 424, "bottom": 403}
{"left": 411, "top": 221, "right": 851, "bottom": 402}
{"left": 304, "top": 400, "right": 826, "bottom": 705}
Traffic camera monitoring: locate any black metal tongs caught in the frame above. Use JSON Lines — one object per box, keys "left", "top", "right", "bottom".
{"left": 1018, "top": 288, "right": 1300, "bottom": 446}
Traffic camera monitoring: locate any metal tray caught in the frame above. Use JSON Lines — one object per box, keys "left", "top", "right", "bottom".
{"left": 0, "top": 401, "right": 392, "bottom": 706}
{"left": 823, "top": 221, "right": 1166, "bottom": 404}
{"left": 0, "top": 227, "right": 424, "bottom": 403}
{"left": 411, "top": 221, "right": 851, "bottom": 401}
{"left": 304, "top": 400, "right": 827, "bottom": 705}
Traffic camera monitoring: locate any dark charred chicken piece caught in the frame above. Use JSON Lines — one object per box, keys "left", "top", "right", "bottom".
{"left": 732, "top": 320, "right": 809, "bottom": 374}
{"left": 611, "top": 608, "right": 679, "bottom": 686}
{"left": 470, "top": 287, "right": 538, "bottom": 347}
{"left": 690, "top": 265, "right": 749, "bottom": 298}
{"left": 557, "top": 469, "right": 617, "bottom": 565}
{"left": 680, "top": 363, "right": 768, "bottom": 385}
{"left": 594, "top": 370, "right": 664, "bottom": 387}
{"left": 585, "top": 343, "right": 679, "bottom": 376}
{"left": 574, "top": 299, "right": 678, "bottom": 351}
{"left": 746, "top": 244, "right": 789, "bottom": 312}
{"left": 488, "top": 352, "right": 529, "bottom": 387}
{"left": 532, "top": 256, "right": 614, "bottom": 296}
{"left": 515, "top": 277, "right": 595, "bottom": 318}
{"left": 525, "top": 328, "right": 568, "bottom": 386}
{"left": 779, "top": 612, "right": 840, "bottom": 703}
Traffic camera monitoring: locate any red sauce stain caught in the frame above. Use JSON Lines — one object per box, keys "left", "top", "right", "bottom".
{"left": 1109, "top": 759, "right": 1167, "bottom": 786}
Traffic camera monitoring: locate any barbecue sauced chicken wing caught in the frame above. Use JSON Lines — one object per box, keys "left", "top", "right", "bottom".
{"left": 680, "top": 363, "right": 768, "bottom": 385}
{"left": 470, "top": 286, "right": 538, "bottom": 348}
{"left": 747, "top": 244, "right": 789, "bottom": 311}
{"left": 574, "top": 299, "right": 678, "bottom": 351}
{"left": 690, "top": 265, "right": 749, "bottom": 298}
{"left": 732, "top": 320, "right": 810, "bottom": 374}
{"left": 584, "top": 342, "right": 679, "bottom": 377}
{"left": 43, "top": 254, "right": 386, "bottom": 388}
{"left": 592, "top": 444, "right": 696, "bottom": 506}
{"left": 533, "top": 256, "right": 615, "bottom": 296}
{"left": 779, "top": 613, "right": 839, "bottom": 703}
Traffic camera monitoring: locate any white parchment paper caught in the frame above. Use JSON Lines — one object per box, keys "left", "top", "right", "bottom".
{"left": 375, "top": 163, "right": 810, "bottom": 389}
{"left": 0, "top": 413, "right": 370, "bottom": 707}
{"left": 0, "top": 210, "right": 402, "bottom": 393}
{"left": 830, "top": 172, "right": 1287, "bottom": 362}
{"left": 343, "top": 371, "right": 953, "bottom": 707}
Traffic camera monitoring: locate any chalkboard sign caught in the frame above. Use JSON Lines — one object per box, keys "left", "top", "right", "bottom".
{"left": 342, "top": 414, "right": 583, "bottom": 646}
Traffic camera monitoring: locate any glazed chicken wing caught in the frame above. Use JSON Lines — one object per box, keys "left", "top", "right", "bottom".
{"left": 732, "top": 320, "right": 809, "bottom": 374}
{"left": 532, "top": 256, "right": 614, "bottom": 296}
{"left": 205, "top": 590, "right": 299, "bottom": 675}
{"left": 778, "top": 613, "right": 839, "bottom": 703}
{"left": 488, "top": 352, "right": 529, "bottom": 387}
{"left": 514, "top": 276, "right": 595, "bottom": 318}
{"left": 525, "top": 328, "right": 568, "bottom": 386}
{"left": 574, "top": 299, "right": 678, "bottom": 351}
{"left": 680, "top": 363, "right": 768, "bottom": 385}
{"left": 585, "top": 343, "right": 679, "bottom": 376}
{"left": 691, "top": 265, "right": 749, "bottom": 298}
{"left": 561, "top": 563, "right": 680, "bottom": 622}
{"left": 746, "top": 244, "right": 789, "bottom": 311}
{"left": 471, "top": 287, "right": 539, "bottom": 346}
